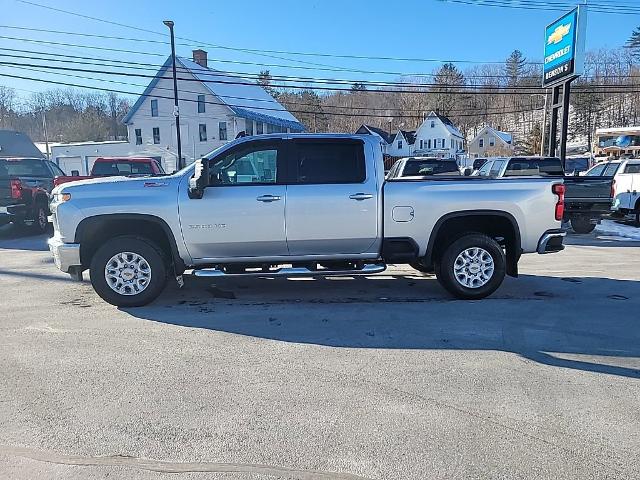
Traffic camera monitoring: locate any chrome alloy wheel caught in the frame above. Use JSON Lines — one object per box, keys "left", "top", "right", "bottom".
{"left": 104, "top": 251, "right": 152, "bottom": 296}
{"left": 453, "top": 247, "right": 494, "bottom": 289}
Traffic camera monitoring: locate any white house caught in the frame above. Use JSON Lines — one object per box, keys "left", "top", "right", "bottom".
{"left": 121, "top": 50, "right": 305, "bottom": 171}
{"left": 386, "top": 130, "right": 417, "bottom": 157}
{"left": 355, "top": 124, "right": 393, "bottom": 154}
{"left": 413, "top": 111, "right": 465, "bottom": 159}
{"left": 468, "top": 125, "right": 514, "bottom": 158}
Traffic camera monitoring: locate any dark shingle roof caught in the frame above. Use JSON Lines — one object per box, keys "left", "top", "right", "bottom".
{"left": 0, "top": 130, "right": 43, "bottom": 158}
{"left": 400, "top": 130, "right": 417, "bottom": 145}
{"left": 356, "top": 124, "right": 393, "bottom": 144}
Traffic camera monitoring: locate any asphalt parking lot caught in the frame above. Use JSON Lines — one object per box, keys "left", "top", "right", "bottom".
{"left": 1, "top": 224, "right": 639, "bottom": 480}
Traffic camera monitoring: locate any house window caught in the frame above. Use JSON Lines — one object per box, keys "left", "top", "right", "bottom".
{"left": 430, "top": 121, "right": 435, "bottom": 128}
{"left": 420, "top": 140, "right": 423, "bottom": 149}
{"left": 134, "top": 128, "right": 142, "bottom": 145}
{"left": 151, "top": 99, "right": 158, "bottom": 117}
{"left": 398, "top": 140, "right": 403, "bottom": 149}
{"left": 256, "top": 121, "right": 263, "bottom": 135}
{"left": 450, "top": 139, "right": 454, "bottom": 148}
{"left": 199, "top": 123, "right": 207, "bottom": 142}
{"left": 152, "top": 127, "right": 160, "bottom": 144}
{"left": 428, "top": 139, "right": 431, "bottom": 149}
{"left": 197, "top": 95, "right": 205, "bottom": 113}
{"left": 479, "top": 139, "right": 484, "bottom": 148}
{"left": 489, "top": 136, "right": 495, "bottom": 147}
{"left": 245, "top": 119, "right": 253, "bottom": 136}
{"left": 219, "top": 122, "right": 227, "bottom": 141}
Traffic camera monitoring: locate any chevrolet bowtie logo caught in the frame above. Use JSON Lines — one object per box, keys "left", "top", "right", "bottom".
{"left": 547, "top": 23, "right": 571, "bottom": 45}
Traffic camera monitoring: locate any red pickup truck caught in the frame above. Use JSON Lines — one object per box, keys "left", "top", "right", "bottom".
{"left": 53, "top": 157, "right": 165, "bottom": 187}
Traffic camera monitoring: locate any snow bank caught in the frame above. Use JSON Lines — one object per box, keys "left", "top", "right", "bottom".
{"left": 595, "top": 220, "right": 640, "bottom": 241}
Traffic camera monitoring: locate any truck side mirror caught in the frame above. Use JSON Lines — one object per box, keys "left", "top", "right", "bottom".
{"left": 188, "top": 158, "right": 210, "bottom": 199}
{"left": 71, "top": 170, "right": 80, "bottom": 177}
{"left": 463, "top": 167, "right": 472, "bottom": 176}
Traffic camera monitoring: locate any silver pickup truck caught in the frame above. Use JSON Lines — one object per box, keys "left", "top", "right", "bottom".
{"left": 48, "top": 134, "right": 566, "bottom": 307}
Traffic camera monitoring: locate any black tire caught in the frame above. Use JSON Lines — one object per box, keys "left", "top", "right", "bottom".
{"left": 570, "top": 217, "right": 596, "bottom": 234}
{"left": 90, "top": 236, "right": 167, "bottom": 307}
{"left": 31, "top": 204, "right": 49, "bottom": 234}
{"left": 435, "top": 233, "right": 506, "bottom": 300}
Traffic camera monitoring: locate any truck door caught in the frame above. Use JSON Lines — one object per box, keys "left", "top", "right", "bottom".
{"left": 285, "top": 139, "right": 379, "bottom": 256}
{"left": 178, "top": 139, "right": 288, "bottom": 259}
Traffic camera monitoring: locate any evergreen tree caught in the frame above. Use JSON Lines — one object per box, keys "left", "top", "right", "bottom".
{"left": 626, "top": 26, "right": 640, "bottom": 60}
{"left": 432, "top": 63, "right": 465, "bottom": 116}
{"left": 505, "top": 50, "right": 527, "bottom": 86}
{"left": 520, "top": 122, "right": 542, "bottom": 155}
{"left": 257, "top": 70, "right": 279, "bottom": 98}
{"left": 351, "top": 82, "right": 367, "bottom": 92}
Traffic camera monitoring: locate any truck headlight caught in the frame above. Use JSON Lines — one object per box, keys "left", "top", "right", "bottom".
{"left": 53, "top": 193, "right": 72, "bottom": 203}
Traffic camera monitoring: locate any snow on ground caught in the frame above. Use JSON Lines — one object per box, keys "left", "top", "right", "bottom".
{"left": 595, "top": 220, "right": 640, "bottom": 241}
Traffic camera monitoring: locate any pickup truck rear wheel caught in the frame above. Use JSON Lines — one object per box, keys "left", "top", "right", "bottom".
{"left": 31, "top": 204, "right": 49, "bottom": 233}
{"left": 435, "top": 233, "right": 506, "bottom": 300}
{"left": 570, "top": 217, "right": 596, "bottom": 234}
{"left": 90, "top": 236, "right": 167, "bottom": 307}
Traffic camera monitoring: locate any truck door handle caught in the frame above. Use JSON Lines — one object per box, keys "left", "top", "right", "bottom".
{"left": 349, "top": 193, "right": 373, "bottom": 201}
{"left": 256, "top": 195, "right": 281, "bottom": 202}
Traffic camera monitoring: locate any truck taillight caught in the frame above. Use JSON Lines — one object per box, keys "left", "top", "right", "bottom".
{"left": 552, "top": 183, "right": 565, "bottom": 221}
{"left": 611, "top": 179, "right": 616, "bottom": 200}
{"left": 10, "top": 179, "right": 22, "bottom": 199}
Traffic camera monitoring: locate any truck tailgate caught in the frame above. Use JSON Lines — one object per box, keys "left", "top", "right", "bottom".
{"left": 564, "top": 176, "right": 613, "bottom": 200}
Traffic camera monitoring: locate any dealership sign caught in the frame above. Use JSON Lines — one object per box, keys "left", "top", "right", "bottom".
{"left": 543, "top": 6, "right": 586, "bottom": 87}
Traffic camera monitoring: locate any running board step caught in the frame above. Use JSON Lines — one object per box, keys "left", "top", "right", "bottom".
{"left": 192, "top": 263, "right": 387, "bottom": 277}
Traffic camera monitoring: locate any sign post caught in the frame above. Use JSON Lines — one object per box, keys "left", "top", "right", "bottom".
{"left": 542, "top": 6, "right": 586, "bottom": 166}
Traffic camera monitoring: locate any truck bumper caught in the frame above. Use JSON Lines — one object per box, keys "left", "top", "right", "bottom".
{"left": 0, "top": 204, "right": 27, "bottom": 226}
{"left": 537, "top": 229, "right": 566, "bottom": 254}
{"left": 48, "top": 235, "right": 81, "bottom": 273}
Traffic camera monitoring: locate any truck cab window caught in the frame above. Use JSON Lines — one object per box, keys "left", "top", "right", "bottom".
{"left": 292, "top": 142, "right": 365, "bottom": 184}
{"left": 210, "top": 146, "right": 278, "bottom": 185}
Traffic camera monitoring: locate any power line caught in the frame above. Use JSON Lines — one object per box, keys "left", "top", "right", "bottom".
{"left": 2, "top": 59, "right": 638, "bottom": 95}
{"left": 12, "top": 63, "right": 550, "bottom": 116}
{"left": 0, "top": 70, "right": 560, "bottom": 120}
{"left": 437, "top": 0, "right": 640, "bottom": 14}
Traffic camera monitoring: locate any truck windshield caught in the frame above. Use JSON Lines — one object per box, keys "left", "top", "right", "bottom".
{"left": 92, "top": 161, "right": 155, "bottom": 176}
{"left": 0, "top": 158, "right": 48, "bottom": 177}
{"left": 402, "top": 160, "right": 459, "bottom": 176}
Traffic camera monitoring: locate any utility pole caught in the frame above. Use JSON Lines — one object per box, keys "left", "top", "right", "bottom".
{"left": 540, "top": 91, "right": 548, "bottom": 157}
{"left": 164, "top": 20, "right": 183, "bottom": 170}
{"left": 42, "top": 110, "right": 50, "bottom": 159}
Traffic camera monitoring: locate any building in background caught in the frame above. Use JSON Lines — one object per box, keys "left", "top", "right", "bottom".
{"left": 413, "top": 111, "right": 465, "bottom": 160}
{"left": 355, "top": 124, "right": 393, "bottom": 154}
{"left": 386, "top": 130, "right": 416, "bottom": 157}
{"left": 49, "top": 50, "right": 305, "bottom": 174}
{"left": 594, "top": 126, "right": 640, "bottom": 158}
{"left": 0, "top": 130, "right": 43, "bottom": 158}
{"left": 122, "top": 50, "right": 305, "bottom": 171}
{"left": 468, "top": 125, "right": 514, "bottom": 158}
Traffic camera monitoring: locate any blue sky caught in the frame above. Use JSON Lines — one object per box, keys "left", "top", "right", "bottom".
{"left": 1, "top": 0, "right": 638, "bottom": 100}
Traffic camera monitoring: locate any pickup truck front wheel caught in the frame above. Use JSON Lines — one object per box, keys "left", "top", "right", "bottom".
{"left": 435, "top": 233, "right": 505, "bottom": 300}
{"left": 90, "top": 236, "right": 167, "bottom": 307}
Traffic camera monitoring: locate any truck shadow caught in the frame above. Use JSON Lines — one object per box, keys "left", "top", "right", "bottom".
{"left": 124, "top": 273, "right": 640, "bottom": 379}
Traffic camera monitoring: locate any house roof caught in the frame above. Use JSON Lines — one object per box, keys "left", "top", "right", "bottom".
{"left": 400, "top": 130, "right": 417, "bottom": 145}
{"left": 122, "top": 57, "right": 305, "bottom": 131}
{"left": 356, "top": 124, "right": 393, "bottom": 144}
{"left": 0, "top": 130, "right": 44, "bottom": 158}
{"left": 425, "top": 111, "right": 464, "bottom": 138}
{"left": 472, "top": 125, "right": 513, "bottom": 145}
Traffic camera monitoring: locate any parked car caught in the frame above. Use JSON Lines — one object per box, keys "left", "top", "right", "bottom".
{"left": 591, "top": 159, "right": 640, "bottom": 225}
{"left": 53, "top": 157, "right": 165, "bottom": 187}
{"left": 473, "top": 156, "right": 614, "bottom": 234}
{"left": 0, "top": 157, "right": 64, "bottom": 232}
{"left": 387, "top": 157, "right": 461, "bottom": 178}
{"left": 49, "top": 134, "right": 566, "bottom": 306}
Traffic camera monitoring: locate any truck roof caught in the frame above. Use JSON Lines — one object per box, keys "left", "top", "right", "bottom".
{"left": 94, "top": 157, "right": 157, "bottom": 163}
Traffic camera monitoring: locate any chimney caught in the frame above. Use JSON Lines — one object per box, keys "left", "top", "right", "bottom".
{"left": 192, "top": 49, "right": 208, "bottom": 68}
